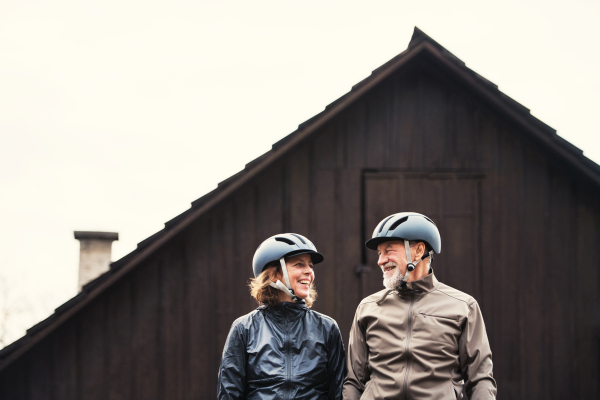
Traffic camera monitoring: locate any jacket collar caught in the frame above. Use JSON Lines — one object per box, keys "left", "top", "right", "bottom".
{"left": 259, "top": 301, "right": 308, "bottom": 324}
{"left": 400, "top": 271, "right": 438, "bottom": 294}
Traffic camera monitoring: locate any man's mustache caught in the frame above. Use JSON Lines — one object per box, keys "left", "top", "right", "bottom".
{"left": 381, "top": 261, "right": 398, "bottom": 271}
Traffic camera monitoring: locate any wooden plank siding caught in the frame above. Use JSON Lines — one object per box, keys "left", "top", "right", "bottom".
{"left": 1, "top": 56, "right": 599, "bottom": 399}
{"left": 106, "top": 280, "right": 133, "bottom": 400}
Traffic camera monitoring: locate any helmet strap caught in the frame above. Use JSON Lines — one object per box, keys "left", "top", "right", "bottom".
{"left": 268, "top": 257, "right": 299, "bottom": 302}
{"left": 279, "top": 257, "right": 293, "bottom": 289}
{"left": 399, "top": 240, "right": 432, "bottom": 288}
{"left": 399, "top": 239, "right": 414, "bottom": 287}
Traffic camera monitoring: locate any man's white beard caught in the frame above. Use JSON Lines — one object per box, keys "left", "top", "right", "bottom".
{"left": 382, "top": 262, "right": 402, "bottom": 290}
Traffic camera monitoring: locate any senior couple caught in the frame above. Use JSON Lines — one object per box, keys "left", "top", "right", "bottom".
{"left": 217, "top": 212, "right": 497, "bottom": 400}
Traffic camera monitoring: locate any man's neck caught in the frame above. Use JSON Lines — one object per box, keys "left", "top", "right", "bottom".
{"left": 406, "top": 263, "right": 430, "bottom": 282}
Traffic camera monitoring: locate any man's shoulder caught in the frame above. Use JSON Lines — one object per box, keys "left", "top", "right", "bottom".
{"left": 434, "top": 281, "right": 477, "bottom": 306}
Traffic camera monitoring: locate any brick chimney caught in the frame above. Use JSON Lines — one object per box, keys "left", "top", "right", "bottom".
{"left": 74, "top": 231, "right": 118, "bottom": 291}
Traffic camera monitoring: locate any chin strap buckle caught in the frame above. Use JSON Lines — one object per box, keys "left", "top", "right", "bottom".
{"left": 269, "top": 280, "right": 298, "bottom": 301}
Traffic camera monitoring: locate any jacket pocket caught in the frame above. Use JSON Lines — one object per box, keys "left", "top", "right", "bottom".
{"left": 360, "top": 379, "right": 374, "bottom": 400}
{"left": 413, "top": 312, "right": 461, "bottom": 346}
{"left": 419, "top": 312, "right": 459, "bottom": 321}
{"left": 452, "top": 381, "right": 464, "bottom": 399}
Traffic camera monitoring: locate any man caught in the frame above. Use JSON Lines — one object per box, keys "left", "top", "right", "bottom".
{"left": 343, "top": 212, "right": 497, "bottom": 400}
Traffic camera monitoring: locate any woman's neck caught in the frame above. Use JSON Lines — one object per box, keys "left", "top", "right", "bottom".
{"left": 278, "top": 292, "right": 294, "bottom": 303}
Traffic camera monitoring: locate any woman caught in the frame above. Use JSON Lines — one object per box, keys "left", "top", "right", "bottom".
{"left": 217, "top": 233, "right": 346, "bottom": 400}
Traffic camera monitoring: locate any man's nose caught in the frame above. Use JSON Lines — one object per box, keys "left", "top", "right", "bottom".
{"left": 377, "top": 254, "right": 387, "bottom": 266}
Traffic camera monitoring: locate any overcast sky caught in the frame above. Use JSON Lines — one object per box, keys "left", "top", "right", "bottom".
{"left": 1, "top": 0, "right": 599, "bottom": 345}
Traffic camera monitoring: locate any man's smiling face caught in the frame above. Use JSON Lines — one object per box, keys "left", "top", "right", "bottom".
{"left": 377, "top": 241, "right": 408, "bottom": 289}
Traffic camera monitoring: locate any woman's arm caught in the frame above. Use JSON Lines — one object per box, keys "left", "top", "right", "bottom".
{"left": 217, "top": 321, "right": 248, "bottom": 400}
{"left": 327, "top": 322, "right": 347, "bottom": 400}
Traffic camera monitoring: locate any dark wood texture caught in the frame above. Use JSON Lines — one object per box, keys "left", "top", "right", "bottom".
{"left": 1, "top": 54, "right": 599, "bottom": 400}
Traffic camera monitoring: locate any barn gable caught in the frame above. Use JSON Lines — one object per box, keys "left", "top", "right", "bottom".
{"left": 1, "top": 27, "right": 599, "bottom": 399}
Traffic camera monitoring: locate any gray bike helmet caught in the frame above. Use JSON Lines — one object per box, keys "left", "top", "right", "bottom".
{"left": 253, "top": 233, "right": 324, "bottom": 301}
{"left": 366, "top": 212, "right": 441, "bottom": 286}
{"left": 365, "top": 212, "right": 441, "bottom": 253}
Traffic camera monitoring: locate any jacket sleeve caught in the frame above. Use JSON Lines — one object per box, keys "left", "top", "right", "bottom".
{"left": 327, "top": 321, "right": 347, "bottom": 400}
{"left": 342, "top": 305, "right": 369, "bottom": 400}
{"left": 217, "top": 320, "right": 248, "bottom": 400}
{"left": 459, "top": 301, "right": 497, "bottom": 400}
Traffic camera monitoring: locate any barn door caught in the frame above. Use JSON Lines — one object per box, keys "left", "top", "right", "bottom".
{"left": 361, "top": 172, "right": 483, "bottom": 299}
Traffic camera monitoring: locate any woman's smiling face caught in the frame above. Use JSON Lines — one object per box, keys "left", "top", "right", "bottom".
{"left": 280, "top": 253, "right": 315, "bottom": 300}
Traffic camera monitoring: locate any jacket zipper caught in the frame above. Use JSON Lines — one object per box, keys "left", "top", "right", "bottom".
{"left": 403, "top": 292, "right": 415, "bottom": 400}
{"left": 284, "top": 306, "right": 291, "bottom": 400}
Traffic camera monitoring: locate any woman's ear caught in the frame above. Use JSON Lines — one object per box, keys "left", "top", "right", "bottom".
{"left": 267, "top": 266, "right": 281, "bottom": 283}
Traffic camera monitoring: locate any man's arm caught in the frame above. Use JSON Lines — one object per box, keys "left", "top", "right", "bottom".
{"left": 217, "top": 321, "right": 248, "bottom": 400}
{"left": 343, "top": 306, "right": 369, "bottom": 400}
{"left": 326, "top": 322, "right": 346, "bottom": 400}
{"left": 459, "top": 301, "right": 497, "bottom": 400}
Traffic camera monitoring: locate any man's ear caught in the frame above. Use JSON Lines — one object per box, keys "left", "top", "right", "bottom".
{"left": 416, "top": 242, "right": 426, "bottom": 260}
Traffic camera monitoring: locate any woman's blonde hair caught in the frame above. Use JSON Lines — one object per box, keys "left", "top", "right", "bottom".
{"left": 249, "top": 262, "right": 317, "bottom": 308}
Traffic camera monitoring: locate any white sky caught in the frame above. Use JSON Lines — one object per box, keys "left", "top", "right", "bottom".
{"left": 1, "top": 0, "right": 599, "bottom": 345}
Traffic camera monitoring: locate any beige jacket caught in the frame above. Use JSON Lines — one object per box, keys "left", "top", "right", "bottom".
{"left": 343, "top": 273, "right": 496, "bottom": 400}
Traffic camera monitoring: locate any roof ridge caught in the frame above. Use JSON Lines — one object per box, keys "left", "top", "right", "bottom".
{"left": 409, "top": 26, "right": 465, "bottom": 66}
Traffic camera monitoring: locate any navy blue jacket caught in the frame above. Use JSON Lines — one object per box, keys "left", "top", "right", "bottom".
{"left": 217, "top": 302, "right": 346, "bottom": 400}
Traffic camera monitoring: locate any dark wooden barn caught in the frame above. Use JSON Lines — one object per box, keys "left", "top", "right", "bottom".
{"left": 1, "top": 28, "right": 599, "bottom": 399}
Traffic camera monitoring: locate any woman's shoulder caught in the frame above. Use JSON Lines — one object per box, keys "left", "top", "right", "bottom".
{"left": 230, "top": 307, "right": 268, "bottom": 330}
{"left": 306, "top": 309, "right": 341, "bottom": 330}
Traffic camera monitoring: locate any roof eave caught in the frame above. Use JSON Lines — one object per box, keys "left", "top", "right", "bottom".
{"left": 417, "top": 41, "right": 600, "bottom": 186}
{"left": 0, "top": 38, "right": 429, "bottom": 372}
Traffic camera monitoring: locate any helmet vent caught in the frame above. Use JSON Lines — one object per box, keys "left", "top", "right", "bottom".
{"left": 424, "top": 216, "right": 436, "bottom": 225}
{"left": 389, "top": 216, "right": 409, "bottom": 231}
{"left": 378, "top": 215, "right": 395, "bottom": 233}
{"left": 290, "top": 234, "right": 306, "bottom": 244}
{"left": 275, "top": 237, "right": 296, "bottom": 245}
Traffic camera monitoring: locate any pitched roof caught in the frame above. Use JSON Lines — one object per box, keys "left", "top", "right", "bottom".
{"left": 1, "top": 27, "right": 599, "bottom": 371}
